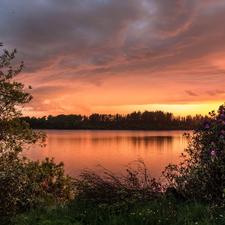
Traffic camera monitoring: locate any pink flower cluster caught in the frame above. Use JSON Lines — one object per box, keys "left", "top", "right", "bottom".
{"left": 219, "top": 105, "right": 224, "bottom": 111}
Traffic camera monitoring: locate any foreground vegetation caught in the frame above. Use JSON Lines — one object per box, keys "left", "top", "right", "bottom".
{"left": 8, "top": 159, "right": 225, "bottom": 225}
{"left": 2, "top": 43, "right": 225, "bottom": 224}
{"left": 11, "top": 198, "right": 225, "bottom": 225}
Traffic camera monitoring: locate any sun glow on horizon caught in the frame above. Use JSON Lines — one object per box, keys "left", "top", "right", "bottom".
{"left": 21, "top": 102, "right": 224, "bottom": 118}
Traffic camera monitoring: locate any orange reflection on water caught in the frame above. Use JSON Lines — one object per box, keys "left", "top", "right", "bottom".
{"left": 24, "top": 130, "right": 190, "bottom": 180}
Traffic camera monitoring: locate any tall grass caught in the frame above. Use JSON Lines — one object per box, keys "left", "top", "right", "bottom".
{"left": 11, "top": 197, "right": 225, "bottom": 225}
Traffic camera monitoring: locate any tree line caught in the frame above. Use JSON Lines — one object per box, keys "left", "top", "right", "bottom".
{"left": 20, "top": 110, "right": 204, "bottom": 130}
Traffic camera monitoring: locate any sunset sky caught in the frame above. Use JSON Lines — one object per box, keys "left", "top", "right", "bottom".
{"left": 1, "top": 0, "right": 225, "bottom": 118}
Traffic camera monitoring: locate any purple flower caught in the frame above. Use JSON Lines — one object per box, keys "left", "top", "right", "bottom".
{"left": 204, "top": 163, "right": 207, "bottom": 166}
{"left": 203, "top": 153, "right": 206, "bottom": 156}
{"left": 221, "top": 130, "right": 225, "bottom": 134}
{"left": 220, "top": 135, "right": 224, "bottom": 139}
{"left": 223, "top": 121, "right": 225, "bottom": 125}
{"left": 194, "top": 128, "right": 198, "bottom": 131}
{"left": 211, "top": 151, "right": 216, "bottom": 156}
{"left": 204, "top": 183, "right": 206, "bottom": 185}
{"left": 201, "top": 118, "right": 210, "bottom": 124}
{"left": 218, "top": 119, "right": 222, "bottom": 122}
{"left": 211, "top": 142, "right": 214, "bottom": 145}
{"left": 221, "top": 114, "right": 225, "bottom": 118}
{"left": 204, "top": 124, "right": 210, "bottom": 129}
{"left": 219, "top": 105, "right": 224, "bottom": 110}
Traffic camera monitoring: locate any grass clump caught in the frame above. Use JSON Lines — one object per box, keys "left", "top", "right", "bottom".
{"left": 11, "top": 196, "right": 225, "bottom": 225}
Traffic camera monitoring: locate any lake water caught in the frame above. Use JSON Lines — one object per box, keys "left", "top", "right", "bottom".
{"left": 23, "top": 130, "right": 190, "bottom": 181}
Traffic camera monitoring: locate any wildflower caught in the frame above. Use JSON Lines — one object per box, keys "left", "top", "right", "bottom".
{"left": 139, "top": 213, "right": 141, "bottom": 215}
{"left": 203, "top": 153, "right": 206, "bottom": 156}
{"left": 204, "top": 163, "right": 207, "bottom": 166}
{"left": 221, "top": 114, "right": 225, "bottom": 118}
{"left": 220, "top": 135, "right": 224, "bottom": 139}
{"left": 221, "top": 130, "right": 225, "bottom": 134}
{"left": 201, "top": 118, "right": 210, "bottom": 124}
{"left": 211, "top": 142, "right": 214, "bottom": 145}
{"left": 219, "top": 105, "right": 224, "bottom": 110}
{"left": 205, "top": 124, "right": 210, "bottom": 129}
{"left": 218, "top": 119, "right": 222, "bottom": 122}
{"left": 211, "top": 151, "right": 216, "bottom": 156}
{"left": 223, "top": 121, "right": 225, "bottom": 125}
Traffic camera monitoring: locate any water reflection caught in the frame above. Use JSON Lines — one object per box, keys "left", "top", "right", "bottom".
{"left": 24, "top": 130, "right": 190, "bottom": 180}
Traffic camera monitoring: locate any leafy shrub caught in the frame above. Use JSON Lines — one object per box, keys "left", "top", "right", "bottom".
{"left": 0, "top": 151, "right": 76, "bottom": 221}
{"left": 163, "top": 103, "right": 225, "bottom": 204}
{"left": 25, "top": 157, "right": 76, "bottom": 205}
{"left": 0, "top": 152, "right": 36, "bottom": 220}
{"left": 0, "top": 43, "right": 75, "bottom": 222}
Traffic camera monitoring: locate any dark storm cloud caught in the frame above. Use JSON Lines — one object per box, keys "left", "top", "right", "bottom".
{"left": 1, "top": 0, "right": 225, "bottom": 76}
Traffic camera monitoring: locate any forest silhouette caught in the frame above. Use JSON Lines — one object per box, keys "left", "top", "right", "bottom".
{"left": 21, "top": 110, "right": 204, "bottom": 130}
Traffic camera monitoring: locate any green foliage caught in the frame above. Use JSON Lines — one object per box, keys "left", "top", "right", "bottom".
{"left": 163, "top": 103, "right": 225, "bottom": 205}
{"left": 25, "top": 157, "right": 76, "bottom": 205}
{"left": 0, "top": 42, "right": 45, "bottom": 220}
{"left": 12, "top": 197, "right": 225, "bottom": 225}
{"left": 0, "top": 43, "right": 75, "bottom": 222}
{"left": 0, "top": 154, "right": 76, "bottom": 223}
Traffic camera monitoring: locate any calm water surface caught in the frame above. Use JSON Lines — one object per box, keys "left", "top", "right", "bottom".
{"left": 24, "top": 130, "right": 191, "bottom": 180}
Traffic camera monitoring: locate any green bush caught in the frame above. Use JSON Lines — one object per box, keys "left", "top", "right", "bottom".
{"left": 25, "top": 157, "right": 76, "bottom": 205}
{"left": 163, "top": 103, "right": 225, "bottom": 205}
{"left": 0, "top": 153, "right": 75, "bottom": 221}
{"left": 0, "top": 43, "right": 75, "bottom": 222}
